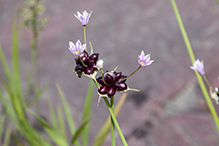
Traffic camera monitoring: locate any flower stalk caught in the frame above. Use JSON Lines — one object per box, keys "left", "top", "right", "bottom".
{"left": 111, "top": 96, "right": 115, "bottom": 146}
{"left": 171, "top": 0, "right": 219, "bottom": 133}
{"left": 119, "top": 66, "right": 141, "bottom": 82}
{"left": 103, "top": 97, "right": 128, "bottom": 146}
{"left": 84, "top": 26, "right": 87, "bottom": 51}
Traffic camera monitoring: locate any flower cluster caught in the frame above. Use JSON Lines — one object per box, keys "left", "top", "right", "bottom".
{"left": 97, "top": 71, "right": 128, "bottom": 98}
{"left": 74, "top": 50, "right": 99, "bottom": 78}
{"left": 69, "top": 10, "right": 154, "bottom": 100}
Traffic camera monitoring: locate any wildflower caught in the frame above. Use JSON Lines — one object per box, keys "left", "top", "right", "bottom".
{"left": 190, "top": 59, "right": 205, "bottom": 76}
{"left": 138, "top": 51, "right": 154, "bottom": 67}
{"left": 74, "top": 10, "right": 92, "bottom": 26}
{"left": 97, "top": 71, "right": 128, "bottom": 98}
{"left": 69, "top": 40, "right": 86, "bottom": 56}
{"left": 96, "top": 59, "right": 104, "bottom": 69}
{"left": 74, "top": 50, "right": 99, "bottom": 78}
{"left": 210, "top": 87, "right": 219, "bottom": 104}
{"left": 96, "top": 69, "right": 139, "bottom": 99}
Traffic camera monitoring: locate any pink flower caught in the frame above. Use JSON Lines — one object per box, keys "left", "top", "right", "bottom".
{"left": 74, "top": 10, "right": 92, "bottom": 26}
{"left": 190, "top": 59, "right": 205, "bottom": 76}
{"left": 68, "top": 40, "right": 86, "bottom": 56}
{"left": 138, "top": 51, "right": 154, "bottom": 67}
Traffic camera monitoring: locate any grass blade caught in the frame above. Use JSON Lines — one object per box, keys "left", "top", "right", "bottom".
{"left": 93, "top": 93, "right": 127, "bottom": 146}
{"left": 0, "top": 44, "right": 11, "bottom": 81}
{"left": 81, "top": 80, "right": 94, "bottom": 146}
{"left": 24, "top": 84, "right": 49, "bottom": 108}
{"left": 28, "top": 109, "right": 68, "bottom": 146}
{"left": 57, "top": 105, "right": 67, "bottom": 141}
{"left": 48, "top": 97, "right": 58, "bottom": 129}
{"left": 56, "top": 84, "right": 76, "bottom": 135}
{"left": 0, "top": 115, "right": 6, "bottom": 139}
{"left": 3, "top": 126, "right": 12, "bottom": 146}
{"left": 70, "top": 119, "right": 90, "bottom": 145}
{"left": 56, "top": 84, "right": 80, "bottom": 146}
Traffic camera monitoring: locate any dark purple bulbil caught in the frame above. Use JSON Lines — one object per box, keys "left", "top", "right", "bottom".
{"left": 74, "top": 51, "right": 99, "bottom": 76}
{"left": 97, "top": 71, "right": 128, "bottom": 98}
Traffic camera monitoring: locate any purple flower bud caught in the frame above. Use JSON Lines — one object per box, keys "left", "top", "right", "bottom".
{"left": 75, "top": 64, "right": 84, "bottom": 71}
{"left": 113, "top": 82, "right": 120, "bottom": 90}
{"left": 119, "top": 75, "right": 127, "bottom": 82}
{"left": 75, "top": 58, "right": 81, "bottom": 65}
{"left": 87, "top": 59, "right": 95, "bottom": 65}
{"left": 98, "top": 86, "right": 108, "bottom": 95}
{"left": 81, "top": 56, "right": 89, "bottom": 63}
{"left": 80, "top": 51, "right": 89, "bottom": 58}
{"left": 118, "top": 82, "right": 127, "bottom": 91}
{"left": 107, "top": 87, "right": 116, "bottom": 97}
{"left": 85, "top": 67, "right": 94, "bottom": 75}
{"left": 104, "top": 72, "right": 115, "bottom": 83}
{"left": 89, "top": 53, "right": 99, "bottom": 62}
{"left": 114, "top": 72, "right": 122, "bottom": 81}
{"left": 96, "top": 76, "right": 106, "bottom": 86}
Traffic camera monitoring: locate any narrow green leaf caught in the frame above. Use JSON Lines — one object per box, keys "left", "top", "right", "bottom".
{"left": 93, "top": 93, "right": 127, "bottom": 146}
{"left": 3, "top": 126, "right": 12, "bottom": 146}
{"left": 28, "top": 109, "right": 53, "bottom": 129}
{"left": 12, "top": 16, "right": 19, "bottom": 75}
{"left": 24, "top": 84, "right": 49, "bottom": 108}
{"left": 0, "top": 115, "right": 6, "bottom": 139}
{"left": 28, "top": 109, "right": 68, "bottom": 146}
{"left": 0, "top": 88, "right": 18, "bottom": 125}
{"left": 0, "top": 44, "right": 11, "bottom": 81}
{"left": 70, "top": 119, "right": 90, "bottom": 145}
{"left": 57, "top": 105, "right": 67, "bottom": 141}
{"left": 56, "top": 84, "right": 76, "bottom": 135}
{"left": 56, "top": 84, "right": 81, "bottom": 146}
{"left": 48, "top": 97, "right": 58, "bottom": 129}
{"left": 81, "top": 80, "right": 94, "bottom": 146}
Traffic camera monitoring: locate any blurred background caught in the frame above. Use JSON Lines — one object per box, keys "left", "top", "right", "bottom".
{"left": 1, "top": 0, "right": 219, "bottom": 145}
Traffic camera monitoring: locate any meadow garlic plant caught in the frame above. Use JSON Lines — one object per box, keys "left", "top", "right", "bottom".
{"left": 68, "top": 10, "right": 153, "bottom": 146}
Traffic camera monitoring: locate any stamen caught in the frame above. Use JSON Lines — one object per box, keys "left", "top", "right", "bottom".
{"left": 75, "top": 50, "right": 80, "bottom": 54}
{"left": 141, "top": 62, "right": 145, "bottom": 66}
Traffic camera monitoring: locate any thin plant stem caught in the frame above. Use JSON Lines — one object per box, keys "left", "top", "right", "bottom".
{"left": 171, "top": 0, "right": 219, "bottom": 133}
{"left": 100, "top": 68, "right": 108, "bottom": 85}
{"left": 111, "top": 96, "right": 115, "bottom": 146}
{"left": 83, "top": 26, "right": 87, "bottom": 51}
{"left": 103, "top": 97, "right": 128, "bottom": 146}
{"left": 78, "top": 56, "right": 87, "bottom": 67}
{"left": 119, "top": 66, "right": 141, "bottom": 82}
{"left": 203, "top": 75, "right": 218, "bottom": 93}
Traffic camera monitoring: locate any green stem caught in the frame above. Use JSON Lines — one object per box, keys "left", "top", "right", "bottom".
{"left": 100, "top": 68, "right": 108, "bottom": 85}
{"left": 119, "top": 66, "right": 141, "bottom": 82}
{"left": 111, "top": 96, "right": 115, "bottom": 146}
{"left": 203, "top": 75, "right": 218, "bottom": 93}
{"left": 83, "top": 26, "right": 87, "bottom": 51}
{"left": 103, "top": 97, "right": 128, "bottom": 146}
{"left": 78, "top": 56, "right": 87, "bottom": 67}
{"left": 171, "top": 0, "right": 219, "bottom": 133}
